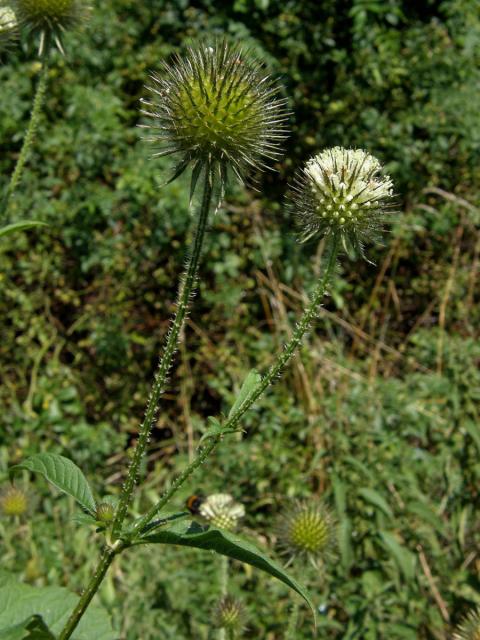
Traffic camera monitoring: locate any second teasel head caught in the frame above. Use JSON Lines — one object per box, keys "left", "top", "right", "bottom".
{"left": 12, "top": 0, "right": 90, "bottom": 55}
{"left": 142, "top": 40, "right": 289, "bottom": 196}
{"left": 289, "top": 147, "right": 395, "bottom": 260}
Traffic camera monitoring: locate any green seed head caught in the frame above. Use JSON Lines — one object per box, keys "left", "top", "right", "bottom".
{"left": 276, "top": 500, "right": 336, "bottom": 567}
{"left": 0, "top": 485, "right": 28, "bottom": 517}
{"left": 199, "top": 493, "right": 245, "bottom": 531}
{"left": 454, "top": 608, "right": 480, "bottom": 640}
{"left": 142, "top": 41, "right": 288, "bottom": 195}
{"left": 290, "top": 147, "right": 395, "bottom": 260}
{"left": 13, "top": 0, "right": 90, "bottom": 54}
{"left": 213, "top": 595, "right": 244, "bottom": 634}
{"left": 95, "top": 501, "right": 115, "bottom": 524}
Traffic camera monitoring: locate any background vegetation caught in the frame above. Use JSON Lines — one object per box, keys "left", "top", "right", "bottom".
{"left": 1, "top": 0, "right": 479, "bottom": 638}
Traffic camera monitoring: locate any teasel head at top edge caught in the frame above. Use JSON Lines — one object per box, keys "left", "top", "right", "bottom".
{"left": 12, "top": 0, "right": 91, "bottom": 56}
{"left": 141, "top": 39, "right": 289, "bottom": 204}
{"left": 0, "top": 3, "right": 19, "bottom": 54}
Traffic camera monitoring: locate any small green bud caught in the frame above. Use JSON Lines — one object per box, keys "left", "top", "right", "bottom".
{"left": 142, "top": 40, "right": 288, "bottom": 196}
{"left": 0, "top": 485, "right": 28, "bottom": 517}
{"left": 13, "top": 0, "right": 90, "bottom": 54}
{"left": 95, "top": 501, "right": 115, "bottom": 524}
{"left": 198, "top": 493, "right": 245, "bottom": 531}
{"left": 213, "top": 595, "right": 245, "bottom": 635}
{"left": 454, "top": 608, "right": 480, "bottom": 640}
{"left": 289, "top": 147, "right": 395, "bottom": 259}
{"left": 276, "top": 500, "right": 336, "bottom": 568}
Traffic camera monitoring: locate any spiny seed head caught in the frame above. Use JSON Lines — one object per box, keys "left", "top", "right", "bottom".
{"left": 276, "top": 500, "right": 336, "bottom": 567}
{"left": 95, "top": 501, "right": 115, "bottom": 524}
{"left": 454, "top": 608, "right": 480, "bottom": 640}
{"left": 199, "top": 493, "right": 245, "bottom": 531}
{"left": 0, "top": 4, "right": 18, "bottom": 51}
{"left": 142, "top": 40, "right": 288, "bottom": 198}
{"left": 13, "top": 0, "right": 90, "bottom": 55}
{"left": 0, "top": 485, "right": 28, "bottom": 517}
{"left": 213, "top": 595, "right": 245, "bottom": 633}
{"left": 289, "top": 147, "right": 395, "bottom": 260}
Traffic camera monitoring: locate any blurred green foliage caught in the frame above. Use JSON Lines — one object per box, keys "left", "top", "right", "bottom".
{"left": 1, "top": 0, "right": 479, "bottom": 638}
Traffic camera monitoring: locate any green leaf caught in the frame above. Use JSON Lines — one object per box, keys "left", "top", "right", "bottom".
{"left": 358, "top": 488, "right": 393, "bottom": 519}
{"left": 136, "top": 520, "right": 315, "bottom": 620}
{"left": 379, "top": 531, "right": 416, "bottom": 582}
{"left": 0, "top": 221, "right": 48, "bottom": 239}
{"left": 10, "top": 454, "right": 96, "bottom": 515}
{"left": 0, "top": 572, "right": 115, "bottom": 640}
{"left": 332, "top": 474, "right": 347, "bottom": 514}
{"left": 228, "top": 369, "right": 261, "bottom": 419}
{"left": 198, "top": 417, "right": 224, "bottom": 446}
{"left": 198, "top": 416, "right": 241, "bottom": 446}
{"left": 338, "top": 517, "right": 354, "bottom": 572}
{"left": 0, "top": 615, "right": 55, "bottom": 640}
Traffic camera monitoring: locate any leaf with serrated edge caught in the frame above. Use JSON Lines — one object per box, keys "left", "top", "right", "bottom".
{"left": 136, "top": 521, "right": 315, "bottom": 621}
{"left": 10, "top": 454, "right": 95, "bottom": 515}
{"left": 0, "top": 572, "right": 115, "bottom": 640}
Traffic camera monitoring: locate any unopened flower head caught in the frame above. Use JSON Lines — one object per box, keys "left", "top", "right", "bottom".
{"left": 13, "top": 0, "right": 90, "bottom": 54}
{"left": 290, "top": 147, "right": 394, "bottom": 258}
{"left": 213, "top": 595, "right": 245, "bottom": 635}
{"left": 142, "top": 41, "right": 288, "bottom": 195}
{"left": 199, "top": 493, "right": 245, "bottom": 531}
{"left": 454, "top": 608, "right": 480, "bottom": 640}
{"left": 0, "top": 4, "right": 18, "bottom": 51}
{"left": 95, "top": 501, "right": 115, "bottom": 524}
{"left": 0, "top": 485, "right": 28, "bottom": 517}
{"left": 276, "top": 500, "right": 336, "bottom": 568}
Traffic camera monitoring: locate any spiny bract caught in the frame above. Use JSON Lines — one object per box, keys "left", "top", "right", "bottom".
{"left": 290, "top": 147, "right": 394, "bottom": 259}
{"left": 142, "top": 41, "right": 288, "bottom": 196}
{"left": 0, "top": 4, "right": 18, "bottom": 52}
{"left": 13, "top": 0, "right": 90, "bottom": 54}
{"left": 454, "top": 608, "right": 480, "bottom": 640}
{"left": 276, "top": 500, "right": 336, "bottom": 567}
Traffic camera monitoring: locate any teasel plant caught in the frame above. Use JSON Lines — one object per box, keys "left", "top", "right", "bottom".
{"left": 110, "top": 40, "right": 289, "bottom": 538}
{"left": 2, "top": 0, "right": 91, "bottom": 220}
{"left": 6, "top": 40, "right": 396, "bottom": 639}
{"left": 275, "top": 499, "right": 337, "bottom": 639}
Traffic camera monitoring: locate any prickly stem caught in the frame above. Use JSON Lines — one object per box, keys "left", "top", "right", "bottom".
{"left": 111, "top": 162, "right": 214, "bottom": 539}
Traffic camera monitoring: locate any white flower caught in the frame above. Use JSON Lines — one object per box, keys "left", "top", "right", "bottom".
{"left": 199, "top": 493, "right": 245, "bottom": 530}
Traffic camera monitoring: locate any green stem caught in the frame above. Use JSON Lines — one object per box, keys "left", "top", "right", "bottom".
{"left": 58, "top": 543, "right": 123, "bottom": 640}
{"left": 285, "top": 600, "right": 300, "bottom": 640}
{"left": 218, "top": 555, "right": 229, "bottom": 640}
{"left": 3, "top": 58, "right": 49, "bottom": 220}
{"left": 135, "top": 235, "right": 340, "bottom": 534}
{"left": 111, "top": 165, "right": 214, "bottom": 538}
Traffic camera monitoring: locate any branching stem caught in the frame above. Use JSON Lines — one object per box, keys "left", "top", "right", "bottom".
{"left": 135, "top": 234, "right": 340, "bottom": 533}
